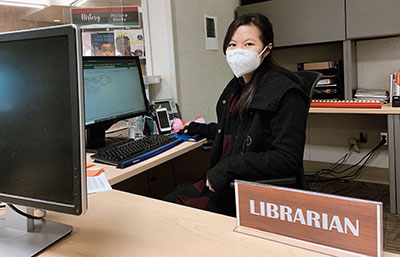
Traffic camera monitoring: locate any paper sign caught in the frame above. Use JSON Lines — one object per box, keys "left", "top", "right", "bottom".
{"left": 71, "top": 6, "right": 140, "bottom": 27}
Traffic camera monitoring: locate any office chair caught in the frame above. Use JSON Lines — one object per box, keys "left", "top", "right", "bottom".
{"left": 295, "top": 70, "right": 323, "bottom": 100}
{"left": 202, "top": 70, "right": 323, "bottom": 189}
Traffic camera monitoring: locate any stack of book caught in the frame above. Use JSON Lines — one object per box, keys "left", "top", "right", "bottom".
{"left": 298, "top": 61, "right": 337, "bottom": 71}
{"left": 354, "top": 89, "right": 389, "bottom": 103}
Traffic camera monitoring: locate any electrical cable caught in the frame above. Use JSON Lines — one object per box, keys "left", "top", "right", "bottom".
{"left": 305, "top": 144, "right": 354, "bottom": 176}
{"left": 334, "top": 138, "right": 386, "bottom": 180}
{"left": 333, "top": 140, "right": 381, "bottom": 177}
{"left": 338, "top": 150, "right": 376, "bottom": 180}
{"left": 317, "top": 144, "right": 353, "bottom": 174}
{"left": 308, "top": 150, "right": 374, "bottom": 183}
{"left": 307, "top": 138, "right": 386, "bottom": 183}
{"left": 7, "top": 204, "right": 46, "bottom": 220}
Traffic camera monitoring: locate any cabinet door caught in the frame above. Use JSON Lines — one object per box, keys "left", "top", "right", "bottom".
{"left": 237, "top": 0, "right": 345, "bottom": 47}
{"left": 172, "top": 147, "right": 210, "bottom": 186}
{"left": 148, "top": 161, "right": 176, "bottom": 199}
{"left": 346, "top": 0, "right": 400, "bottom": 39}
{"left": 112, "top": 171, "right": 151, "bottom": 197}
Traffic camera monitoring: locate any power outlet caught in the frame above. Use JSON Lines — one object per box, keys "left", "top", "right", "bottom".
{"left": 348, "top": 138, "right": 360, "bottom": 153}
{"left": 380, "top": 132, "right": 388, "bottom": 145}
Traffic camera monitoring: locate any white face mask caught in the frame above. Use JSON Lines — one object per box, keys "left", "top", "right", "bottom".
{"left": 226, "top": 46, "right": 268, "bottom": 78}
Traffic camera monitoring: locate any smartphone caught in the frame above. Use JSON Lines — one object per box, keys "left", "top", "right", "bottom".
{"left": 155, "top": 108, "right": 171, "bottom": 133}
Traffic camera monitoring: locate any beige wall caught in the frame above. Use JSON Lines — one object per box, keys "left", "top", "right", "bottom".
{"left": 356, "top": 36, "right": 400, "bottom": 91}
{"left": 0, "top": 6, "right": 54, "bottom": 32}
{"left": 146, "top": 0, "right": 178, "bottom": 102}
{"left": 171, "top": 0, "right": 239, "bottom": 122}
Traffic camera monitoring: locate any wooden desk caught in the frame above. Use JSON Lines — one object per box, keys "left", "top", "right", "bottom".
{"left": 87, "top": 139, "right": 207, "bottom": 186}
{"left": 87, "top": 139, "right": 209, "bottom": 199}
{"left": 38, "top": 190, "right": 399, "bottom": 257}
{"left": 309, "top": 105, "right": 400, "bottom": 214}
{"left": 310, "top": 105, "right": 400, "bottom": 114}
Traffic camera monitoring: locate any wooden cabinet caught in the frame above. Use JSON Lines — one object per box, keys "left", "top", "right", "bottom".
{"left": 238, "top": 0, "right": 400, "bottom": 42}
{"left": 113, "top": 171, "right": 151, "bottom": 197}
{"left": 172, "top": 147, "right": 210, "bottom": 186}
{"left": 113, "top": 161, "right": 177, "bottom": 199}
{"left": 346, "top": 0, "right": 400, "bottom": 39}
{"left": 237, "top": 0, "right": 346, "bottom": 47}
{"left": 237, "top": 0, "right": 400, "bottom": 99}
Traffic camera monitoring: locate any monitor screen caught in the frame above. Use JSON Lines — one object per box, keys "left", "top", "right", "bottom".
{"left": 83, "top": 56, "right": 147, "bottom": 151}
{"left": 83, "top": 57, "right": 147, "bottom": 126}
{"left": 0, "top": 25, "right": 86, "bottom": 215}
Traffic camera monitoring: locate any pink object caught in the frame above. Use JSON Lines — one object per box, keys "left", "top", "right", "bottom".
{"left": 172, "top": 118, "right": 185, "bottom": 132}
{"left": 172, "top": 116, "right": 205, "bottom": 133}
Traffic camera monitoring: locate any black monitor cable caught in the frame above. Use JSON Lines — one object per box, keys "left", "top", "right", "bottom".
{"left": 7, "top": 204, "right": 46, "bottom": 220}
{"left": 309, "top": 148, "right": 376, "bottom": 183}
{"left": 322, "top": 145, "right": 375, "bottom": 178}
{"left": 305, "top": 144, "right": 354, "bottom": 176}
{"left": 336, "top": 146, "right": 378, "bottom": 181}
{"left": 307, "top": 137, "right": 386, "bottom": 183}
{"left": 330, "top": 137, "right": 386, "bottom": 181}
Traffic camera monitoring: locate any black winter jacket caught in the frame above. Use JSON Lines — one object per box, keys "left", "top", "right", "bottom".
{"left": 188, "top": 68, "right": 309, "bottom": 193}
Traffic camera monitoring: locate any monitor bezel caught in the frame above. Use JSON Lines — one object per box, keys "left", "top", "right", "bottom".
{"left": 0, "top": 25, "right": 87, "bottom": 216}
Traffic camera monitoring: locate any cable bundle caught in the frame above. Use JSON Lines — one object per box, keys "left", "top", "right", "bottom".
{"left": 306, "top": 137, "right": 387, "bottom": 182}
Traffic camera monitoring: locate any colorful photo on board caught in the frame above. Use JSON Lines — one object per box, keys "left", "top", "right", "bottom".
{"left": 91, "top": 33, "right": 115, "bottom": 56}
{"left": 114, "top": 29, "right": 145, "bottom": 57}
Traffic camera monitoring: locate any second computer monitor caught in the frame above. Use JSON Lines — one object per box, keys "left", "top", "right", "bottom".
{"left": 83, "top": 56, "right": 148, "bottom": 150}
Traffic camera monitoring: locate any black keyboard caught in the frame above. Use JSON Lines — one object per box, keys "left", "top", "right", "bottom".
{"left": 91, "top": 134, "right": 183, "bottom": 168}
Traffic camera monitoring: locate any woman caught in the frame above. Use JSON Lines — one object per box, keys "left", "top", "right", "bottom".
{"left": 164, "top": 13, "right": 309, "bottom": 216}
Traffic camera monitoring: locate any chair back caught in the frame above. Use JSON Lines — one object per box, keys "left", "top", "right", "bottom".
{"left": 294, "top": 70, "right": 323, "bottom": 101}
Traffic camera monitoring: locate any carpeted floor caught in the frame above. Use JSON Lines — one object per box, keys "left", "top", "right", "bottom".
{"left": 306, "top": 178, "right": 400, "bottom": 254}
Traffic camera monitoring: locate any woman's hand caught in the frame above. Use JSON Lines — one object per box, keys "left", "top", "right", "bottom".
{"left": 183, "top": 121, "right": 191, "bottom": 134}
{"left": 177, "top": 121, "right": 191, "bottom": 135}
{"left": 206, "top": 179, "right": 215, "bottom": 192}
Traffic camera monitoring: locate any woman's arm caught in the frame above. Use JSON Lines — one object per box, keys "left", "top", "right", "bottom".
{"left": 186, "top": 122, "right": 218, "bottom": 140}
{"left": 206, "top": 90, "right": 308, "bottom": 193}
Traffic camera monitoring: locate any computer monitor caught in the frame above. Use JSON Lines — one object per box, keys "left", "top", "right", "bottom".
{"left": 0, "top": 25, "right": 86, "bottom": 255}
{"left": 83, "top": 56, "right": 148, "bottom": 152}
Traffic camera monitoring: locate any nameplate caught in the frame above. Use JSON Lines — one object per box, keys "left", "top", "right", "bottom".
{"left": 234, "top": 180, "right": 382, "bottom": 257}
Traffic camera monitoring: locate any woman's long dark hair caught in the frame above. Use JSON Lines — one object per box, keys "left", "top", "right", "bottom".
{"left": 223, "top": 13, "right": 302, "bottom": 119}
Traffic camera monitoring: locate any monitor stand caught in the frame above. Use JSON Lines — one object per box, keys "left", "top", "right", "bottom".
{"left": 86, "top": 136, "right": 130, "bottom": 153}
{"left": 0, "top": 205, "right": 72, "bottom": 256}
{"left": 86, "top": 122, "right": 130, "bottom": 153}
